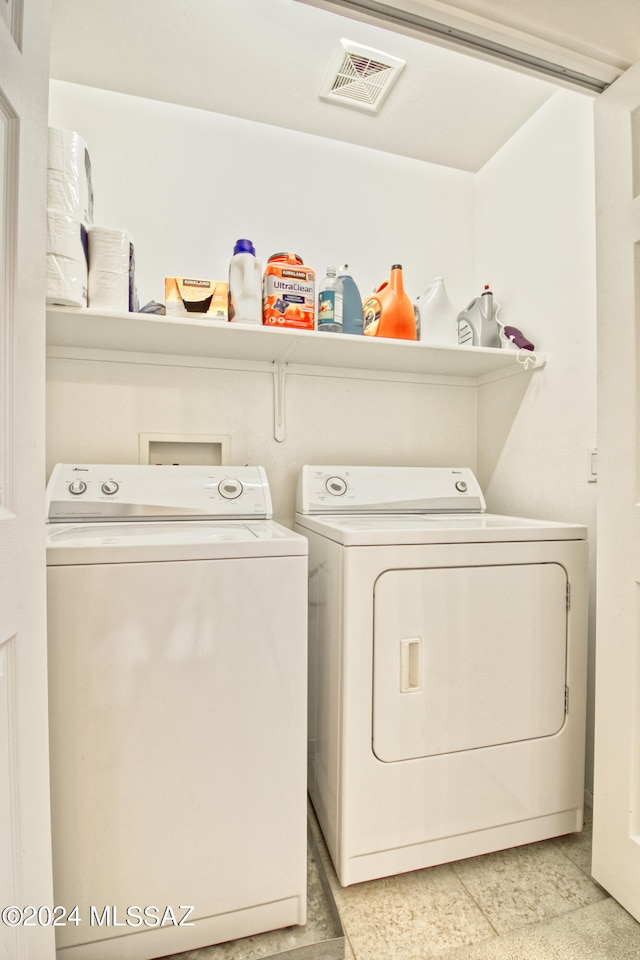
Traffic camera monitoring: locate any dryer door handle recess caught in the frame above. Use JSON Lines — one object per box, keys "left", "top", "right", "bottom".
{"left": 400, "top": 637, "right": 421, "bottom": 693}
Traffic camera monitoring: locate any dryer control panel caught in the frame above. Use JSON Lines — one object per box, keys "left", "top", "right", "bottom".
{"left": 296, "top": 466, "right": 486, "bottom": 514}
{"left": 46, "top": 464, "right": 273, "bottom": 521}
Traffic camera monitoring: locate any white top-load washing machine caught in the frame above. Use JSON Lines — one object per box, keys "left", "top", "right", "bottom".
{"left": 295, "top": 465, "right": 588, "bottom": 887}
{"left": 46, "top": 464, "right": 308, "bottom": 960}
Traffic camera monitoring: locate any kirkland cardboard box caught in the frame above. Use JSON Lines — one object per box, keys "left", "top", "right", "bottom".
{"left": 165, "top": 277, "right": 228, "bottom": 320}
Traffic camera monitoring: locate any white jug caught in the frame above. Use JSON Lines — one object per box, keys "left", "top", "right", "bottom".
{"left": 414, "top": 277, "right": 458, "bottom": 346}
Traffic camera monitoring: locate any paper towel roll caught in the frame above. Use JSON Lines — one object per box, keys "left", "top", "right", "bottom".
{"left": 48, "top": 128, "right": 87, "bottom": 173}
{"left": 47, "top": 127, "right": 94, "bottom": 225}
{"left": 47, "top": 209, "right": 87, "bottom": 260}
{"left": 47, "top": 253, "right": 88, "bottom": 307}
{"left": 47, "top": 170, "right": 92, "bottom": 225}
{"left": 88, "top": 226, "right": 134, "bottom": 312}
{"left": 46, "top": 209, "right": 88, "bottom": 306}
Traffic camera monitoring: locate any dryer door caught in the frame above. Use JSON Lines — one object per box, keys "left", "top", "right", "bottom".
{"left": 372, "top": 562, "right": 568, "bottom": 762}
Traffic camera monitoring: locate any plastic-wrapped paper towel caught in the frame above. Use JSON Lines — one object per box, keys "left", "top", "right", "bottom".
{"left": 47, "top": 127, "right": 93, "bottom": 226}
{"left": 46, "top": 209, "right": 88, "bottom": 306}
{"left": 46, "top": 128, "right": 93, "bottom": 306}
{"left": 87, "top": 226, "right": 135, "bottom": 312}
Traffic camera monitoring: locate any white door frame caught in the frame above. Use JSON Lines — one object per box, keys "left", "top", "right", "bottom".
{"left": 0, "top": 1, "right": 54, "bottom": 957}
{"left": 592, "top": 57, "right": 640, "bottom": 922}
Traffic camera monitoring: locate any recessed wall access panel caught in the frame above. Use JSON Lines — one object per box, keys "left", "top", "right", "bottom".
{"left": 139, "top": 432, "right": 230, "bottom": 466}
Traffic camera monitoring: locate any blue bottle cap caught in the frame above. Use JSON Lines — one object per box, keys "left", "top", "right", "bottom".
{"left": 233, "top": 239, "right": 256, "bottom": 256}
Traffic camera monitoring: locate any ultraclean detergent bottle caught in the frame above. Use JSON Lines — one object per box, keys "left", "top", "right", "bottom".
{"left": 228, "top": 238, "right": 262, "bottom": 324}
{"left": 263, "top": 252, "right": 315, "bottom": 330}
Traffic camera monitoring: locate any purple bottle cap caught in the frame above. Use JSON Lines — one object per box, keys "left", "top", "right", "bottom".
{"left": 233, "top": 239, "right": 256, "bottom": 256}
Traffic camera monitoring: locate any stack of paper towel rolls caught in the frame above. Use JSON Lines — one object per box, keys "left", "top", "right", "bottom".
{"left": 46, "top": 128, "right": 93, "bottom": 306}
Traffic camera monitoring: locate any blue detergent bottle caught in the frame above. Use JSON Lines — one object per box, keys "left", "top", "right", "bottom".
{"left": 337, "top": 265, "right": 363, "bottom": 335}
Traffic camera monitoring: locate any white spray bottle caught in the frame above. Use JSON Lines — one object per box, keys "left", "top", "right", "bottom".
{"left": 457, "top": 284, "right": 500, "bottom": 348}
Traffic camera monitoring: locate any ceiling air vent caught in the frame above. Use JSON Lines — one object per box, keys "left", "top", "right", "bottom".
{"left": 320, "top": 40, "right": 405, "bottom": 114}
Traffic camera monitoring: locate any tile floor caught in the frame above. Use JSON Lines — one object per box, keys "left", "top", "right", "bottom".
{"left": 313, "top": 804, "right": 640, "bottom": 960}
{"left": 168, "top": 802, "right": 640, "bottom": 960}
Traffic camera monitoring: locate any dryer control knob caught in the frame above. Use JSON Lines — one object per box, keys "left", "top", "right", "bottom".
{"left": 218, "top": 478, "right": 243, "bottom": 499}
{"left": 455, "top": 480, "right": 468, "bottom": 493}
{"left": 101, "top": 481, "right": 119, "bottom": 495}
{"left": 326, "top": 477, "right": 348, "bottom": 496}
{"left": 68, "top": 480, "right": 87, "bottom": 496}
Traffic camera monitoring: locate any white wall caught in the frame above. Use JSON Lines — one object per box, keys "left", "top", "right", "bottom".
{"left": 475, "top": 88, "right": 598, "bottom": 793}
{"left": 47, "top": 81, "right": 479, "bottom": 523}
{"left": 46, "top": 357, "right": 478, "bottom": 521}
{"left": 48, "top": 81, "right": 476, "bottom": 310}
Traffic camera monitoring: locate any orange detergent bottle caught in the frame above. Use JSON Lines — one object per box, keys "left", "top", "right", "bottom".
{"left": 263, "top": 252, "right": 315, "bottom": 330}
{"left": 362, "top": 264, "right": 417, "bottom": 340}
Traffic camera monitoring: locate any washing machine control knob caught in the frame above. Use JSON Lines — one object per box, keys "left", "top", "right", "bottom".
{"left": 101, "top": 481, "right": 119, "bottom": 495}
{"left": 218, "top": 478, "right": 243, "bottom": 499}
{"left": 455, "top": 480, "right": 468, "bottom": 493}
{"left": 326, "top": 477, "right": 348, "bottom": 496}
{"left": 68, "top": 479, "right": 87, "bottom": 496}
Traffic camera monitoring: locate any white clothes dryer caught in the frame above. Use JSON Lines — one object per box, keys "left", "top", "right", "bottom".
{"left": 46, "top": 464, "right": 308, "bottom": 960}
{"left": 295, "top": 465, "right": 588, "bottom": 887}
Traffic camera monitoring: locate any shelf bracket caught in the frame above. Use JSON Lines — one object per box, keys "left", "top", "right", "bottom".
{"left": 273, "top": 348, "right": 295, "bottom": 442}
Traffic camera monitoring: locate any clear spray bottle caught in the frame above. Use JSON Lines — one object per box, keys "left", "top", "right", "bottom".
{"left": 317, "top": 267, "right": 344, "bottom": 333}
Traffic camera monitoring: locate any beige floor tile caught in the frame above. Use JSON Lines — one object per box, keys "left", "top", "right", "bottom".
{"left": 437, "top": 897, "right": 640, "bottom": 960}
{"left": 452, "top": 838, "right": 607, "bottom": 935}
{"left": 330, "top": 864, "right": 496, "bottom": 960}
{"left": 343, "top": 932, "right": 356, "bottom": 959}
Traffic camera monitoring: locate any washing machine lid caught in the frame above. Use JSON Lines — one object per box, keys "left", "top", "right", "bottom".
{"left": 46, "top": 519, "right": 308, "bottom": 564}
{"left": 295, "top": 512, "right": 587, "bottom": 545}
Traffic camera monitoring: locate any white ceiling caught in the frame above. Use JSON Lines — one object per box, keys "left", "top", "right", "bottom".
{"left": 48, "top": 0, "right": 637, "bottom": 173}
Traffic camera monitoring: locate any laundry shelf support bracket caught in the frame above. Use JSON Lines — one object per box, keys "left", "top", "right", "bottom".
{"left": 273, "top": 347, "right": 295, "bottom": 442}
